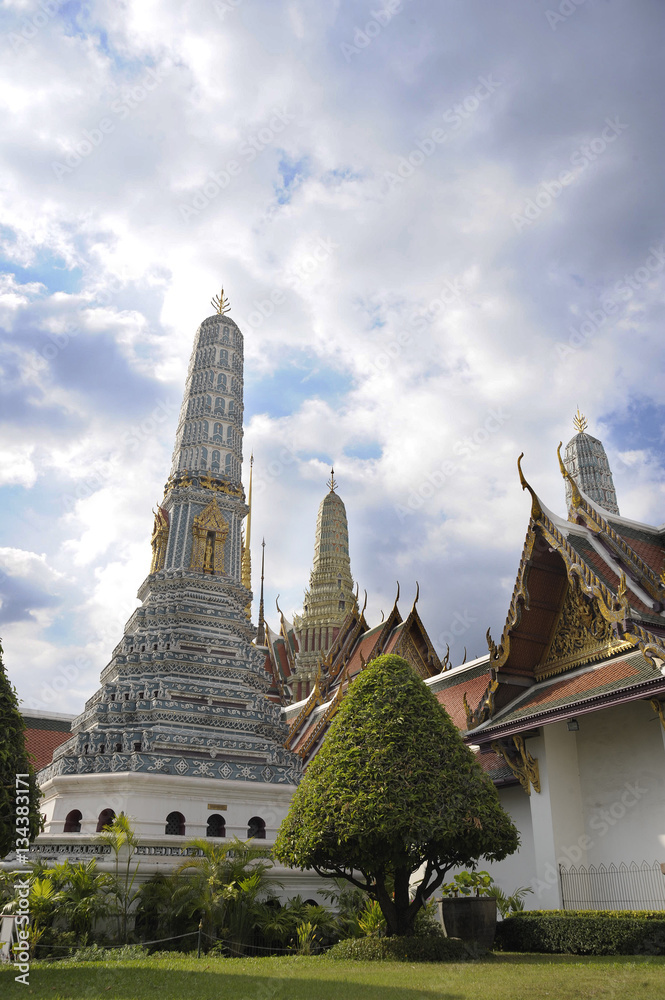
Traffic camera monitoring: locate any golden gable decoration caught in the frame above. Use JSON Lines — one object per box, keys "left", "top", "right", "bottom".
{"left": 190, "top": 498, "right": 229, "bottom": 575}
{"left": 149, "top": 506, "right": 169, "bottom": 573}
{"left": 537, "top": 583, "right": 628, "bottom": 680}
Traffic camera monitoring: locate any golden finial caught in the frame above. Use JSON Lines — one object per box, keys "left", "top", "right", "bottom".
{"left": 573, "top": 408, "right": 588, "bottom": 434}
{"left": 328, "top": 467, "right": 337, "bottom": 492}
{"left": 211, "top": 287, "right": 231, "bottom": 316}
{"left": 517, "top": 453, "right": 543, "bottom": 520}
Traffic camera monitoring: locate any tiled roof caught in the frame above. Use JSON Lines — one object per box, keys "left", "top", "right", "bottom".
{"left": 481, "top": 651, "right": 658, "bottom": 730}
{"left": 436, "top": 674, "right": 492, "bottom": 731}
{"left": 24, "top": 719, "right": 72, "bottom": 770}
{"left": 566, "top": 535, "right": 658, "bottom": 620}
{"left": 477, "top": 748, "right": 517, "bottom": 785}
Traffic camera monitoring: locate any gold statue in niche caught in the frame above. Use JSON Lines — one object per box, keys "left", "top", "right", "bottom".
{"left": 203, "top": 532, "right": 215, "bottom": 572}
{"left": 150, "top": 506, "right": 169, "bottom": 573}
{"left": 191, "top": 499, "right": 229, "bottom": 574}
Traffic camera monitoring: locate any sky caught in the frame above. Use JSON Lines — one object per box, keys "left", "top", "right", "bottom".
{"left": 1, "top": 0, "right": 664, "bottom": 716}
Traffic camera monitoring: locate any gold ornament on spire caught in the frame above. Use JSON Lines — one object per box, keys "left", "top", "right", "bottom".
{"left": 328, "top": 467, "right": 337, "bottom": 492}
{"left": 211, "top": 287, "right": 231, "bottom": 316}
{"left": 573, "top": 408, "right": 588, "bottom": 434}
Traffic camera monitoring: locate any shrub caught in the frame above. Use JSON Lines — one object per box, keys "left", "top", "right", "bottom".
{"left": 495, "top": 910, "right": 665, "bottom": 955}
{"left": 69, "top": 943, "right": 150, "bottom": 962}
{"left": 326, "top": 935, "right": 469, "bottom": 962}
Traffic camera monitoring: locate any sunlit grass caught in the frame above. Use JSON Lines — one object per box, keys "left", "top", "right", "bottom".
{"left": 1, "top": 952, "right": 664, "bottom": 999}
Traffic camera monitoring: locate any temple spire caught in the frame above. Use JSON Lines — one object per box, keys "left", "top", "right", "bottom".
{"left": 257, "top": 538, "right": 266, "bottom": 646}
{"left": 563, "top": 413, "right": 620, "bottom": 516}
{"left": 292, "top": 477, "right": 357, "bottom": 681}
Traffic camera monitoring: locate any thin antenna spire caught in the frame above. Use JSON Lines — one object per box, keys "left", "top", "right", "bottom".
{"left": 241, "top": 454, "right": 253, "bottom": 597}
{"left": 328, "top": 466, "right": 337, "bottom": 492}
{"left": 257, "top": 537, "right": 266, "bottom": 645}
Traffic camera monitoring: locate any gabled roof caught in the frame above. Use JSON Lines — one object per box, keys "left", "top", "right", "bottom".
{"left": 443, "top": 450, "right": 665, "bottom": 745}
{"left": 283, "top": 590, "right": 441, "bottom": 764}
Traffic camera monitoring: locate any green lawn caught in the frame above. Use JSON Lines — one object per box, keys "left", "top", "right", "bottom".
{"left": 1, "top": 953, "right": 664, "bottom": 1000}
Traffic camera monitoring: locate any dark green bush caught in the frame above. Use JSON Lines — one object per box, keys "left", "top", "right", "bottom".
{"left": 495, "top": 911, "right": 665, "bottom": 955}
{"left": 325, "top": 935, "right": 469, "bottom": 962}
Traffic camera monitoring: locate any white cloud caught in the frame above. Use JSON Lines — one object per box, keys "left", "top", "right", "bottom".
{"left": 1, "top": 0, "right": 664, "bottom": 706}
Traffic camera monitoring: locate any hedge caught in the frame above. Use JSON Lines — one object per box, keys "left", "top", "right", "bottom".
{"left": 495, "top": 911, "right": 665, "bottom": 955}
{"left": 325, "top": 936, "right": 469, "bottom": 962}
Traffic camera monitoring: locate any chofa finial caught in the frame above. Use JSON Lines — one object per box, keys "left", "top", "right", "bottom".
{"left": 211, "top": 287, "right": 231, "bottom": 316}
{"left": 573, "top": 408, "right": 588, "bottom": 434}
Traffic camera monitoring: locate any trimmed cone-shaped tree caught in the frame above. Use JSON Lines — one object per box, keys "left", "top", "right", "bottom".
{"left": 0, "top": 639, "right": 42, "bottom": 858}
{"left": 274, "top": 654, "right": 519, "bottom": 936}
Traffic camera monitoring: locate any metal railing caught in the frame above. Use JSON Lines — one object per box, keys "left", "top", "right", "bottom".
{"left": 559, "top": 860, "right": 665, "bottom": 910}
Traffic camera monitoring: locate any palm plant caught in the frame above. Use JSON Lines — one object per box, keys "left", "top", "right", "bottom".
{"left": 96, "top": 813, "right": 141, "bottom": 942}
{"left": 174, "top": 836, "right": 279, "bottom": 952}
{"left": 56, "top": 860, "right": 111, "bottom": 941}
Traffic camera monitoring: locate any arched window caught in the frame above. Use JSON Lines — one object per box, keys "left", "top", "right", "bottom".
{"left": 219, "top": 349, "right": 228, "bottom": 366}
{"left": 201, "top": 446, "right": 208, "bottom": 470}
{"left": 165, "top": 811, "right": 186, "bottom": 836}
{"left": 215, "top": 397, "right": 224, "bottom": 414}
{"left": 202, "top": 420, "right": 209, "bottom": 439}
{"left": 225, "top": 454, "right": 232, "bottom": 475}
{"left": 206, "top": 814, "right": 226, "bottom": 838}
{"left": 228, "top": 400, "right": 235, "bottom": 414}
{"left": 96, "top": 808, "right": 115, "bottom": 832}
{"left": 222, "top": 326, "right": 230, "bottom": 343}
{"left": 217, "top": 373, "right": 227, "bottom": 390}
{"left": 213, "top": 423, "right": 223, "bottom": 443}
{"left": 247, "top": 816, "right": 266, "bottom": 840}
{"left": 212, "top": 450, "right": 220, "bottom": 473}
{"left": 226, "top": 426, "right": 233, "bottom": 443}
{"left": 64, "top": 809, "right": 82, "bottom": 833}
{"left": 205, "top": 395, "right": 212, "bottom": 411}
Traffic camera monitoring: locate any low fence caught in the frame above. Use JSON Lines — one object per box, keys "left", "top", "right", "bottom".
{"left": 559, "top": 860, "right": 665, "bottom": 911}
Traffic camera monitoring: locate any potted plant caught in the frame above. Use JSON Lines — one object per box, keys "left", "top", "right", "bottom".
{"left": 439, "top": 871, "right": 497, "bottom": 949}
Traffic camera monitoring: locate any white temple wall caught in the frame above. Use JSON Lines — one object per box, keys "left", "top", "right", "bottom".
{"left": 40, "top": 773, "right": 297, "bottom": 842}
{"left": 575, "top": 700, "right": 665, "bottom": 866}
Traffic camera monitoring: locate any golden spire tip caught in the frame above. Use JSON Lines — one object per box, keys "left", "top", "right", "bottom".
{"left": 573, "top": 407, "right": 588, "bottom": 434}
{"left": 211, "top": 286, "right": 231, "bottom": 316}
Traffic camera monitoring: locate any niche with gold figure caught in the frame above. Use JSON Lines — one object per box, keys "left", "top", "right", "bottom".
{"left": 150, "top": 506, "right": 170, "bottom": 573}
{"left": 191, "top": 499, "right": 229, "bottom": 575}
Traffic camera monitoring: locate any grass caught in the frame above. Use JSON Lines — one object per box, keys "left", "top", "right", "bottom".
{"left": 1, "top": 953, "right": 664, "bottom": 1000}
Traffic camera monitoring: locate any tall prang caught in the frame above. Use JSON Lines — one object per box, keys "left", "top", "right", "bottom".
{"left": 291, "top": 470, "right": 358, "bottom": 684}
{"left": 563, "top": 410, "right": 620, "bottom": 516}
{"left": 37, "top": 292, "right": 304, "bottom": 852}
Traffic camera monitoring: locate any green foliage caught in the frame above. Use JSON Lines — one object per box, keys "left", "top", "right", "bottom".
{"left": 0, "top": 639, "right": 42, "bottom": 857}
{"left": 487, "top": 884, "right": 533, "bottom": 918}
{"left": 70, "top": 943, "right": 150, "bottom": 962}
{"left": 134, "top": 873, "right": 197, "bottom": 947}
{"left": 173, "top": 836, "right": 278, "bottom": 952}
{"left": 295, "top": 920, "right": 319, "bottom": 955}
{"left": 441, "top": 870, "right": 494, "bottom": 897}
{"left": 274, "top": 654, "right": 518, "bottom": 936}
{"left": 495, "top": 911, "right": 665, "bottom": 955}
{"left": 357, "top": 899, "right": 387, "bottom": 937}
{"left": 96, "top": 813, "right": 141, "bottom": 943}
{"left": 325, "top": 934, "right": 469, "bottom": 962}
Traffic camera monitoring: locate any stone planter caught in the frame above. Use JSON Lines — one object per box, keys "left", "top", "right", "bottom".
{"left": 439, "top": 897, "right": 497, "bottom": 950}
